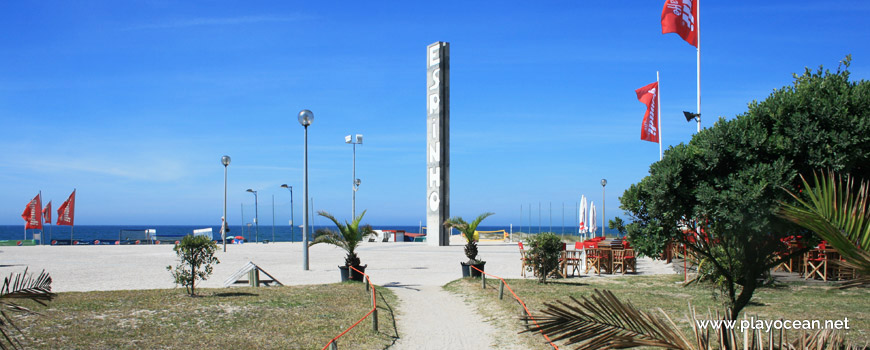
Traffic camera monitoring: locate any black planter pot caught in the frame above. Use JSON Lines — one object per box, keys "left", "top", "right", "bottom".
{"left": 460, "top": 261, "right": 486, "bottom": 278}
{"left": 339, "top": 265, "right": 367, "bottom": 282}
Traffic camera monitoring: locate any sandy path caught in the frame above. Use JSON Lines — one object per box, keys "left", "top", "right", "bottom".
{"left": 389, "top": 285, "right": 517, "bottom": 350}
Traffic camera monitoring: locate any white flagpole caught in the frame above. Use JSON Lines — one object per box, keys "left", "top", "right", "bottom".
{"left": 696, "top": 0, "right": 701, "bottom": 133}
{"left": 657, "top": 71, "right": 662, "bottom": 160}
{"left": 71, "top": 188, "right": 76, "bottom": 243}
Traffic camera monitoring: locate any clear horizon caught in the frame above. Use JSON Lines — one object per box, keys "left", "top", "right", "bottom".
{"left": 2, "top": 1, "right": 870, "bottom": 226}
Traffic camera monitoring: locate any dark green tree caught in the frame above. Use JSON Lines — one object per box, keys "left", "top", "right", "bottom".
{"left": 167, "top": 234, "right": 220, "bottom": 296}
{"left": 619, "top": 56, "right": 870, "bottom": 317}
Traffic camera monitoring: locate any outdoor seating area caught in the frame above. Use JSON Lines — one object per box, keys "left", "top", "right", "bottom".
{"left": 773, "top": 236, "right": 860, "bottom": 282}
{"left": 518, "top": 237, "right": 638, "bottom": 279}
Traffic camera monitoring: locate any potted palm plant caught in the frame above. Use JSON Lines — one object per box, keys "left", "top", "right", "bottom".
{"left": 311, "top": 210, "right": 373, "bottom": 282}
{"left": 444, "top": 212, "right": 494, "bottom": 278}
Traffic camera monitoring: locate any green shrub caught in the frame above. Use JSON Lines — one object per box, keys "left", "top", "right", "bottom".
{"left": 167, "top": 235, "right": 220, "bottom": 296}
{"left": 527, "top": 232, "right": 563, "bottom": 283}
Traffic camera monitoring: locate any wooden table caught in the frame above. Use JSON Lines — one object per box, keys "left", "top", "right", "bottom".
{"left": 598, "top": 247, "right": 614, "bottom": 274}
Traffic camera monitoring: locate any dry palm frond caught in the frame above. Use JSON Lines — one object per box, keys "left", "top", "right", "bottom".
{"left": 525, "top": 289, "right": 862, "bottom": 350}
{"left": 0, "top": 268, "right": 55, "bottom": 350}
{"left": 523, "top": 289, "right": 696, "bottom": 350}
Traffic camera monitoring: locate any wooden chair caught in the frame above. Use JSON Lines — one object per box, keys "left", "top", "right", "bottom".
{"left": 773, "top": 243, "right": 793, "bottom": 273}
{"left": 584, "top": 242, "right": 603, "bottom": 275}
{"left": 518, "top": 242, "right": 533, "bottom": 277}
{"left": 834, "top": 257, "right": 857, "bottom": 281}
{"left": 612, "top": 248, "right": 636, "bottom": 274}
{"left": 563, "top": 242, "right": 583, "bottom": 277}
{"left": 545, "top": 243, "right": 570, "bottom": 279}
{"left": 805, "top": 242, "right": 828, "bottom": 281}
{"left": 772, "top": 237, "right": 800, "bottom": 273}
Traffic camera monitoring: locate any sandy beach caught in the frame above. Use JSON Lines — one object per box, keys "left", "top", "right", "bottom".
{"left": 0, "top": 241, "right": 675, "bottom": 349}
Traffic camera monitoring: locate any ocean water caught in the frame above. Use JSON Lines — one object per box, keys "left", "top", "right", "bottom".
{"left": 1, "top": 225, "right": 605, "bottom": 244}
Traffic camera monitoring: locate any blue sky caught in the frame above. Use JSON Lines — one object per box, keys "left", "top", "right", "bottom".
{"left": 2, "top": 1, "right": 869, "bottom": 226}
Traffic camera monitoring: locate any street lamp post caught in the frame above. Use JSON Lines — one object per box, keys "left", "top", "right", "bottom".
{"left": 221, "top": 155, "right": 231, "bottom": 252}
{"left": 600, "top": 179, "right": 607, "bottom": 237}
{"left": 345, "top": 134, "right": 363, "bottom": 218}
{"left": 298, "top": 109, "right": 314, "bottom": 271}
{"left": 246, "top": 189, "right": 259, "bottom": 243}
{"left": 280, "top": 184, "right": 294, "bottom": 243}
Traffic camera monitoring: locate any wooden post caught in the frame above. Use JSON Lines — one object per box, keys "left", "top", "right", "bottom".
{"left": 498, "top": 280, "right": 505, "bottom": 300}
{"left": 248, "top": 269, "right": 260, "bottom": 287}
{"left": 365, "top": 276, "right": 370, "bottom": 292}
{"left": 371, "top": 293, "right": 378, "bottom": 332}
{"left": 329, "top": 341, "right": 337, "bottom": 350}
{"left": 481, "top": 273, "right": 486, "bottom": 289}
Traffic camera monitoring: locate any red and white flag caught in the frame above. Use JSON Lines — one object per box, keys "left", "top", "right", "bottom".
{"left": 661, "top": 0, "right": 698, "bottom": 47}
{"left": 57, "top": 190, "right": 76, "bottom": 226}
{"left": 43, "top": 201, "right": 52, "bottom": 224}
{"left": 21, "top": 193, "right": 43, "bottom": 230}
{"left": 636, "top": 82, "right": 660, "bottom": 143}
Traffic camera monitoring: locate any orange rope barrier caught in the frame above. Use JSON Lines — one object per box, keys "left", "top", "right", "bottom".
{"left": 469, "top": 265, "right": 560, "bottom": 350}
{"left": 321, "top": 266, "right": 377, "bottom": 350}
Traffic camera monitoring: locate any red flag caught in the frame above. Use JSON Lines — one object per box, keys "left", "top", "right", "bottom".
{"left": 57, "top": 190, "right": 76, "bottom": 226}
{"left": 43, "top": 201, "right": 52, "bottom": 224}
{"left": 636, "top": 82, "right": 660, "bottom": 143}
{"left": 21, "top": 193, "right": 43, "bottom": 230}
{"left": 661, "top": 0, "right": 698, "bottom": 47}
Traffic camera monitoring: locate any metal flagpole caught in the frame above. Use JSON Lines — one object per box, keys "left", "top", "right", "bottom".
{"left": 70, "top": 189, "right": 75, "bottom": 243}
{"left": 697, "top": 0, "right": 701, "bottom": 133}
{"left": 241, "top": 202, "right": 245, "bottom": 240}
{"left": 272, "top": 195, "right": 275, "bottom": 242}
{"left": 38, "top": 191, "right": 41, "bottom": 244}
{"left": 658, "top": 71, "right": 663, "bottom": 160}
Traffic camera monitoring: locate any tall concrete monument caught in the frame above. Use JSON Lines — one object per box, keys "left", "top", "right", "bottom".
{"left": 426, "top": 41, "right": 450, "bottom": 246}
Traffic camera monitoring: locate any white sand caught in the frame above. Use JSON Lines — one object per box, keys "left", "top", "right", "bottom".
{"left": 0, "top": 241, "right": 675, "bottom": 348}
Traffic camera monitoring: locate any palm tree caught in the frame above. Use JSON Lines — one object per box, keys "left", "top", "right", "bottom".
{"left": 779, "top": 171, "right": 870, "bottom": 288}
{"left": 443, "top": 212, "right": 494, "bottom": 264}
{"left": 311, "top": 210, "right": 372, "bottom": 268}
{"left": 1, "top": 269, "right": 54, "bottom": 350}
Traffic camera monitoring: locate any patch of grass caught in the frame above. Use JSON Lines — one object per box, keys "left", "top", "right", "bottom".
{"left": 15, "top": 283, "right": 398, "bottom": 350}
{"left": 448, "top": 275, "right": 870, "bottom": 349}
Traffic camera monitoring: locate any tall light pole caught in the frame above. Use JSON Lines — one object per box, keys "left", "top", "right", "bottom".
{"left": 221, "top": 155, "right": 231, "bottom": 252}
{"left": 600, "top": 179, "right": 607, "bottom": 237}
{"left": 246, "top": 189, "right": 259, "bottom": 243}
{"left": 298, "top": 109, "right": 314, "bottom": 271}
{"left": 280, "top": 184, "right": 294, "bottom": 243}
{"left": 345, "top": 134, "right": 363, "bottom": 218}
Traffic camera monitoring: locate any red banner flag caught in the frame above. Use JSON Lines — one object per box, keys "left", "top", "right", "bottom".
{"left": 21, "top": 193, "right": 43, "bottom": 230}
{"left": 636, "top": 82, "right": 660, "bottom": 143}
{"left": 661, "top": 0, "right": 698, "bottom": 47}
{"left": 57, "top": 190, "right": 76, "bottom": 226}
{"left": 43, "top": 201, "right": 52, "bottom": 224}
